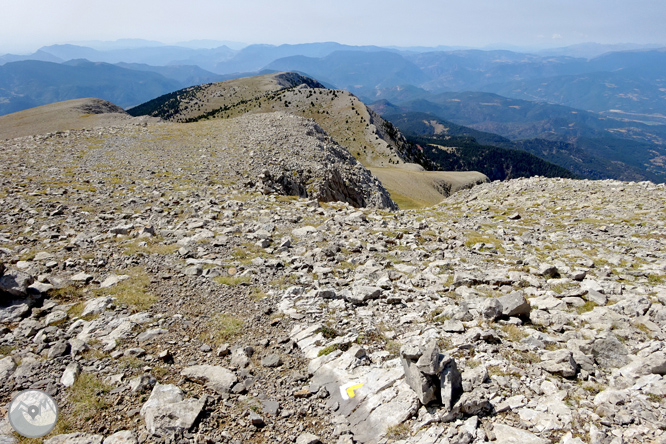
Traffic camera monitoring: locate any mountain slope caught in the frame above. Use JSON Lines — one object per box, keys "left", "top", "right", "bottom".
{"left": 128, "top": 71, "right": 423, "bottom": 168}
{"left": 0, "top": 60, "right": 182, "bottom": 115}
{"left": 382, "top": 112, "right": 577, "bottom": 181}
{"left": 374, "top": 93, "right": 666, "bottom": 182}
{"left": 128, "top": 72, "right": 488, "bottom": 207}
{"left": 0, "top": 98, "right": 157, "bottom": 140}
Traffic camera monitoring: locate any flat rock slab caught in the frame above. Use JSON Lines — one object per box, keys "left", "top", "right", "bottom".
{"left": 296, "top": 326, "right": 419, "bottom": 444}
{"left": 141, "top": 383, "right": 204, "bottom": 436}
{"left": 181, "top": 365, "right": 237, "bottom": 394}
{"left": 102, "top": 431, "right": 137, "bottom": 444}
{"left": 44, "top": 433, "right": 104, "bottom": 444}
{"left": 492, "top": 424, "right": 548, "bottom": 444}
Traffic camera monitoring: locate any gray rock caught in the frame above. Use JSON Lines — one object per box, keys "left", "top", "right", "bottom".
{"left": 592, "top": 334, "right": 629, "bottom": 368}
{"left": 539, "top": 264, "right": 559, "bottom": 278}
{"left": 70, "top": 272, "right": 93, "bottom": 283}
{"left": 69, "top": 338, "right": 89, "bottom": 356}
{"left": 61, "top": 362, "right": 81, "bottom": 387}
{"left": 643, "top": 351, "right": 666, "bottom": 375}
{"left": 136, "top": 328, "right": 167, "bottom": 343}
{"left": 584, "top": 289, "right": 607, "bottom": 306}
{"left": 0, "top": 303, "right": 30, "bottom": 323}
{"left": 0, "top": 269, "right": 34, "bottom": 298}
{"left": 0, "top": 356, "right": 17, "bottom": 380}
{"left": 445, "top": 388, "right": 493, "bottom": 419}
{"left": 462, "top": 366, "right": 490, "bottom": 392}
{"left": 292, "top": 226, "right": 318, "bottom": 237}
{"left": 102, "top": 431, "right": 137, "bottom": 444}
{"left": 295, "top": 433, "right": 321, "bottom": 444}
{"left": 183, "top": 264, "right": 203, "bottom": 276}
{"left": 492, "top": 424, "right": 547, "bottom": 444}
{"left": 261, "top": 353, "right": 283, "bottom": 368}
{"left": 109, "top": 224, "right": 133, "bottom": 235}
{"left": 99, "top": 275, "right": 129, "bottom": 289}
{"left": 44, "top": 310, "right": 67, "bottom": 326}
{"left": 81, "top": 296, "right": 114, "bottom": 317}
{"left": 28, "top": 281, "right": 54, "bottom": 294}
{"left": 540, "top": 349, "right": 578, "bottom": 378}
{"left": 400, "top": 342, "right": 462, "bottom": 408}
{"left": 181, "top": 365, "right": 237, "bottom": 394}
{"left": 47, "top": 340, "right": 71, "bottom": 359}
{"left": 262, "top": 400, "right": 280, "bottom": 416}
{"left": 141, "top": 383, "right": 204, "bottom": 436}
{"left": 498, "top": 291, "right": 531, "bottom": 317}
{"left": 249, "top": 410, "right": 265, "bottom": 427}
{"left": 129, "top": 375, "right": 157, "bottom": 393}
{"left": 0, "top": 434, "right": 17, "bottom": 444}
{"left": 44, "top": 433, "right": 104, "bottom": 444}
{"left": 346, "top": 286, "right": 382, "bottom": 305}
{"left": 481, "top": 298, "right": 503, "bottom": 320}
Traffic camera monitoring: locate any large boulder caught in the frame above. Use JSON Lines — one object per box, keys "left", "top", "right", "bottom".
{"left": 181, "top": 365, "right": 237, "bottom": 395}
{"left": 140, "top": 383, "right": 204, "bottom": 436}
{"left": 400, "top": 342, "right": 462, "bottom": 409}
{"left": 0, "top": 268, "right": 34, "bottom": 299}
{"left": 498, "top": 291, "right": 531, "bottom": 317}
{"left": 592, "top": 333, "right": 629, "bottom": 368}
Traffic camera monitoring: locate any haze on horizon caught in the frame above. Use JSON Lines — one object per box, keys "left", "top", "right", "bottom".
{"left": 2, "top": 0, "right": 665, "bottom": 54}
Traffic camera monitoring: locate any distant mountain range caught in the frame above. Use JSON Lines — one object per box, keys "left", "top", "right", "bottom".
{"left": 1, "top": 40, "right": 666, "bottom": 183}
{"left": 3, "top": 41, "right": 665, "bottom": 119}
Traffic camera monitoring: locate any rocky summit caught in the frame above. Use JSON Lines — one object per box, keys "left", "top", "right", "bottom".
{"left": 0, "top": 107, "right": 666, "bottom": 444}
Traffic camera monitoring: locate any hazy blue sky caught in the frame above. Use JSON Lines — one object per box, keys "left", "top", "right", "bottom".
{"left": 2, "top": 0, "right": 665, "bottom": 53}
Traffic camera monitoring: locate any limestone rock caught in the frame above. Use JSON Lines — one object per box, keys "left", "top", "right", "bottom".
{"left": 296, "top": 433, "right": 321, "bottom": 444}
{"left": 44, "top": 434, "right": 104, "bottom": 444}
{"left": 102, "top": 431, "right": 137, "bottom": 444}
{"left": 141, "top": 383, "right": 204, "bottom": 436}
{"left": 492, "top": 424, "right": 548, "bottom": 444}
{"left": 0, "top": 356, "right": 17, "bottom": 380}
{"left": 400, "top": 342, "right": 462, "bottom": 408}
{"left": 181, "top": 365, "right": 237, "bottom": 394}
{"left": 0, "top": 268, "right": 34, "bottom": 298}
{"left": 498, "top": 291, "right": 531, "bottom": 317}
{"left": 61, "top": 362, "right": 81, "bottom": 387}
{"left": 540, "top": 349, "right": 578, "bottom": 378}
{"left": 592, "top": 334, "right": 629, "bottom": 368}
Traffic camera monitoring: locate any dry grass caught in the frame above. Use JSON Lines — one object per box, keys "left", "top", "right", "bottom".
{"left": 209, "top": 314, "right": 244, "bottom": 344}
{"left": 214, "top": 275, "right": 251, "bottom": 286}
{"left": 385, "top": 422, "right": 411, "bottom": 440}
{"left": 123, "top": 238, "right": 179, "bottom": 256}
{"left": 92, "top": 267, "right": 155, "bottom": 311}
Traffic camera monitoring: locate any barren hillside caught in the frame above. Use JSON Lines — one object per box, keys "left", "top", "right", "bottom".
{"left": 1, "top": 111, "right": 665, "bottom": 443}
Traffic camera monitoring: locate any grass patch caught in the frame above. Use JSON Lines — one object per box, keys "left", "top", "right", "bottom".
{"left": 647, "top": 274, "right": 666, "bottom": 285}
{"left": 117, "top": 355, "right": 145, "bottom": 370}
{"left": 92, "top": 267, "right": 155, "bottom": 312}
{"left": 210, "top": 314, "right": 244, "bottom": 344}
{"left": 576, "top": 300, "right": 597, "bottom": 314}
{"left": 500, "top": 324, "right": 528, "bottom": 341}
{"left": 463, "top": 231, "right": 505, "bottom": 253}
{"left": 123, "top": 238, "right": 179, "bottom": 256}
{"left": 50, "top": 285, "right": 85, "bottom": 302}
{"left": 386, "top": 340, "right": 401, "bottom": 359}
{"left": 0, "top": 344, "right": 16, "bottom": 356}
{"left": 68, "top": 373, "right": 113, "bottom": 421}
{"left": 385, "top": 422, "right": 410, "bottom": 440}
{"left": 316, "top": 325, "right": 339, "bottom": 339}
{"left": 214, "top": 275, "right": 251, "bottom": 286}
{"left": 318, "top": 344, "right": 341, "bottom": 357}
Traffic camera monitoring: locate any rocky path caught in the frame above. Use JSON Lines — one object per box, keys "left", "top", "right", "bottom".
{"left": 1, "top": 116, "right": 666, "bottom": 444}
